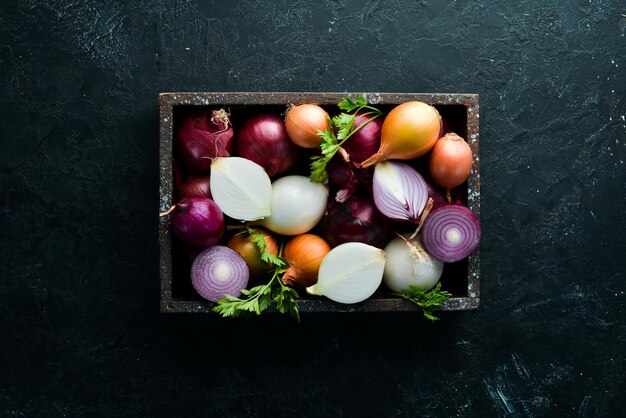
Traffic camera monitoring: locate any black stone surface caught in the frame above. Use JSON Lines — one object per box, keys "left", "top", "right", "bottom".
{"left": 1, "top": 1, "right": 624, "bottom": 416}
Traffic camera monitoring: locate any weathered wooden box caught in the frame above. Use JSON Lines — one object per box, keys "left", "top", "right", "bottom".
{"left": 159, "top": 92, "right": 480, "bottom": 314}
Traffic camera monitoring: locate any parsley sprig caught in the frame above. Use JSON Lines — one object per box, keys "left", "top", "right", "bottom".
{"left": 240, "top": 227, "right": 286, "bottom": 267}
{"left": 396, "top": 283, "right": 452, "bottom": 322}
{"left": 213, "top": 235, "right": 300, "bottom": 321}
{"left": 310, "top": 94, "right": 383, "bottom": 182}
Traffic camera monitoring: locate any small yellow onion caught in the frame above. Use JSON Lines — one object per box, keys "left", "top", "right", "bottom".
{"left": 227, "top": 231, "right": 278, "bottom": 279}
{"left": 285, "top": 104, "right": 330, "bottom": 148}
{"left": 361, "top": 101, "right": 442, "bottom": 167}
{"left": 282, "top": 234, "right": 331, "bottom": 289}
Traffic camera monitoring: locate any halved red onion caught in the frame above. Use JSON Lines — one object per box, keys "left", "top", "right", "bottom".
{"left": 372, "top": 161, "right": 428, "bottom": 223}
{"left": 421, "top": 205, "right": 481, "bottom": 263}
{"left": 191, "top": 246, "right": 249, "bottom": 302}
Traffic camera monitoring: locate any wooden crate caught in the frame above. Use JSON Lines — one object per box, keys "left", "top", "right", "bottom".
{"left": 159, "top": 92, "right": 480, "bottom": 313}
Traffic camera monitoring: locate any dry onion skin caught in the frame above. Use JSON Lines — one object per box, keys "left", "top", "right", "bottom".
{"left": 285, "top": 104, "right": 330, "bottom": 148}
{"left": 362, "top": 101, "right": 441, "bottom": 167}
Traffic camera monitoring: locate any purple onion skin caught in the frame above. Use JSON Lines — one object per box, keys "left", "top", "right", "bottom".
{"left": 191, "top": 246, "right": 249, "bottom": 302}
{"left": 179, "top": 176, "right": 212, "bottom": 199}
{"left": 176, "top": 110, "right": 234, "bottom": 173}
{"left": 421, "top": 204, "right": 481, "bottom": 263}
{"left": 170, "top": 197, "right": 225, "bottom": 247}
{"left": 425, "top": 177, "right": 465, "bottom": 210}
{"left": 236, "top": 114, "right": 299, "bottom": 177}
{"left": 321, "top": 194, "right": 390, "bottom": 248}
{"left": 342, "top": 111, "right": 383, "bottom": 163}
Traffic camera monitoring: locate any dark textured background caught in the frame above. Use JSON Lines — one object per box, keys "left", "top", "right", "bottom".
{"left": 1, "top": 0, "right": 625, "bottom": 416}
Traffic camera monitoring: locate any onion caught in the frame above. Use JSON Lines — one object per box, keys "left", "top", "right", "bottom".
{"left": 285, "top": 104, "right": 330, "bottom": 148}
{"left": 341, "top": 111, "right": 383, "bottom": 163}
{"left": 167, "top": 197, "right": 225, "bottom": 247}
{"left": 176, "top": 109, "right": 234, "bottom": 173}
{"left": 306, "top": 242, "right": 386, "bottom": 304}
{"left": 191, "top": 246, "right": 249, "bottom": 302}
{"left": 320, "top": 194, "right": 390, "bottom": 248}
{"left": 210, "top": 157, "right": 272, "bottom": 221}
{"left": 361, "top": 102, "right": 441, "bottom": 167}
{"left": 421, "top": 205, "right": 481, "bottom": 263}
{"left": 429, "top": 132, "right": 473, "bottom": 189}
{"left": 282, "top": 234, "right": 331, "bottom": 289}
{"left": 383, "top": 235, "right": 443, "bottom": 293}
{"left": 260, "top": 175, "right": 328, "bottom": 236}
{"left": 236, "top": 113, "right": 299, "bottom": 177}
{"left": 426, "top": 177, "right": 464, "bottom": 209}
{"left": 178, "top": 176, "right": 211, "bottom": 199}
{"left": 372, "top": 161, "right": 428, "bottom": 223}
{"left": 227, "top": 231, "right": 278, "bottom": 279}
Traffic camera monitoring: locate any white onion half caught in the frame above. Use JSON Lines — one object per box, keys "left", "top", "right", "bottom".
{"left": 383, "top": 235, "right": 443, "bottom": 293}
{"left": 307, "top": 242, "right": 386, "bottom": 304}
{"left": 210, "top": 157, "right": 272, "bottom": 221}
{"left": 261, "top": 175, "right": 328, "bottom": 235}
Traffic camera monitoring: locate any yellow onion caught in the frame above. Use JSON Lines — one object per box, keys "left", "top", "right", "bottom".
{"left": 227, "top": 231, "right": 278, "bottom": 279}
{"left": 285, "top": 104, "right": 330, "bottom": 148}
{"left": 361, "top": 101, "right": 441, "bottom": 167}
{"left": 282, "top": 234, "right": 331, "bottom": 289}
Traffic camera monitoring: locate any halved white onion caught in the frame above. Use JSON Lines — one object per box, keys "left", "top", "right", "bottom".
{"left": 307, "top": 242, "right": 386, "bottom": 304}
{"left": 210, "top": 157, "right": 272, "bottom": 221}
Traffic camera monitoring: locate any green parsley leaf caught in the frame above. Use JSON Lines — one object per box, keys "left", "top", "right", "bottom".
{"left": 396, "top": 283, "right": 452, "bottom": 322}
{"left": 212, "top": 246, "right": 300, "bottom": 320}
{"left": 309, "top": 94, "right": 383, "bottom": 182}
{"left": 337, "top": 94, "right": 367, "bottom": 112}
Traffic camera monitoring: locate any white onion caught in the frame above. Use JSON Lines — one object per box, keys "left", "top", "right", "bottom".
{"left": 372, "top": 161, "right": 428, "bottom": 223}
{"left": 307, "top": 242, "right": 386, "bottom": 304}
{"left": 383, "top": 235, "right": 443, "bottom": 293}
{"left": 210, "top": 157, "right": 272, "bottom": 221}
{"left": 261, "top": 175, "right": 328, "bottom": 236}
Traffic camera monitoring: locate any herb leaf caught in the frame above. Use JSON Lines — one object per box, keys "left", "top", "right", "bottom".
{"left": 310, "top": 94, "right": 383, "bottom": 182}
{"left": 396, "top": 283, "right": 452, "bottom": 322}
{"left": 213, "top": 247, "right": 299, "bottom": 321}
{"left": 238, "top": 227, "right": 287, "bottom": 267}
{"left": 338, "top": 94, "right": 368, "bottom": 112}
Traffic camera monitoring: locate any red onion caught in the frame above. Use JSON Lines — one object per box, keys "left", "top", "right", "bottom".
{"left": 321, "top": 194, "right": 390, "bottom": 248}
{"left": 236, "top": 113, "right": 299, "bottom": 177}
{"left": 169, "top": 197, "right": 225, "bottom": 247}
{"left": 191, "top": 246, "right": 249, "bottom": 302}
{"left": 327, "top": 158, "right": 371, "bottom": 203}
{"left": 372, "top": 160, "right": 428, "bottom": 223}
{"left": 176, "top": 109, "right": 234, "bottom": 173}
{"left": 178, "top": 176, "right": 211, "bottom": 199}
{"left": 421, "top": 205, "right": 481, "bottom": 263}
{"left": 342, "top": 111, "right": 383, "bottom": 163}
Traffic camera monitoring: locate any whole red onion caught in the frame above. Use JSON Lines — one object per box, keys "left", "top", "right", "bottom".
{"left": 179, "top": 176, "right": 211, "bottom": 199}
{"left": 321, "top": 194, "right": 390, "bottom": 248}
{"left": 342, "top": 111, "right": 383, "bottom": 163}
{"left": 236, "top": 113, "right": 299, "bottom": 177}
{"left": 426, "top": 177, "right": 466, "bottom": 210}
{"left": 169, "top": 197, "right": 225, "bottom": 247}
{"left": 176, "top": 109, "right": 234, "bottom": 173}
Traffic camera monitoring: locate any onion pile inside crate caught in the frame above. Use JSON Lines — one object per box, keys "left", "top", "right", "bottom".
{"left": 162, "top": 95, "right": 480, "bottom": 321}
